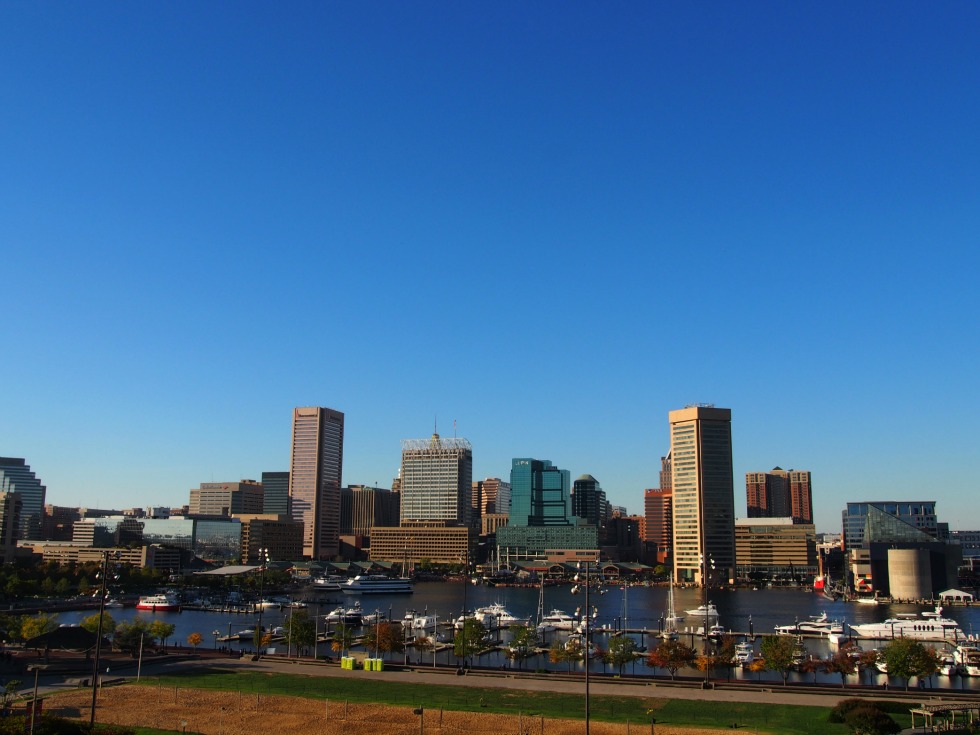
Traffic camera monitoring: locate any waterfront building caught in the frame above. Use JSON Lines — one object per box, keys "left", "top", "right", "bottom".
{"left": 746, "top": 468, "right": 813, "bottom": 524}
{"left": 734, "top": 517, "right": 817, "bottom": 581}
{"left": 472, "top": 478, "right": 510, "bottom": 519}
{"left": 0, "top": 457, "right": 46, "bottom": 541}
{"left": 236, "top": 513, "right": 303, "bottom": 563}
{"left": 399, "top": 433, "right": 472, "bottom": 526}
{"left": 602, "top": 515, "right": 642, "bottom": 562}
{"left": 189, "top": 480, "right": 264, "bottom": 516}
{"left": 0, "top": 492, "right": 22, "bottom": 564}
{"left": 669, "top": 405, "right": 735, "bottom": 585}
{"left": 571, "top": 475, "right": 607, "bottom": 528}
{"left": 261, "top": 471, "right": 290, "bottom": 515}
{"left": 340, "top": 485, "right": 400, "bottom": 537}
{"left": 289, "top": 406, "right": 345, "bottom": 560}
{"left": 42, "top": 504, "right": 79, "bottom": 542}
{"left": 842, "top": 500, "right": 944, "bottom": 551}
{"left": 643, "top": 487, "right": 673, "bottom": 564}
{"left": 71, "top": 515, "right": 242, "bottom": 565}
{"left": 20, "top": 542, "right": 181, "bottom": 570}
{"left": 368, "top": 521, "right": 472, "bottom": 565}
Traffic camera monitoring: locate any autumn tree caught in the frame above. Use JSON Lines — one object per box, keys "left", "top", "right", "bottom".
{"left": 20, "top": 614, "right": 58, "bottom": 644}
{"left": 331, "top": 623, "right": 355, "bottom": 658}
{"left": 605, "top": 634, "right": 638, "bottom": 676}
{"left": 148, "top": 620, "right": 176, "bottom": 649}
{"left": 759, "top": 635, "right": 797, "bottom": 686}
{"left": 186, "top": 632, "right": 202, "bottom": 650}
{"left": 824, "top": 644, "right": 858, "bottom": 687}
{"left": 80, "top": 612, "right": 116, "bottom": 638}
{"left": 364, "top": 621, "right": 403, "bottom": 660}
{"left": 646, "top": 638, "right": 696, "bottom": 680}
{"left": 548, "top": 640, "right": 575, "bottom": 673}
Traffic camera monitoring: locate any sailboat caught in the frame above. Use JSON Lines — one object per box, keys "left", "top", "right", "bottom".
{"left": 662, "top": 576, "right": 684, "bottom": 640}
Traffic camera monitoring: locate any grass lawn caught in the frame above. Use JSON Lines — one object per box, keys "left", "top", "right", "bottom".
{"left": 140, "top": 669, "right": 854, "bottom": 735}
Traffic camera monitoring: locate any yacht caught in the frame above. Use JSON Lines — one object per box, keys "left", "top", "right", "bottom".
{"left": 938, "top": 652, "right": 957, "bottom": 676}
{"left": 474, "top": 603, "right": 523, "bottom": 629}
{"left": 401, "top": 611, "right": 437, "bottom": 629}
{"left": 538, "top": 609, "right": 577, "bottom": 632}
{"left": 775, "top": 612, "right": 844, "bottom": 636}
{"left": 342, "top": 575, "right": 413, "bottom": 595}
{"left": 733, "top": 641, "right": 755, "bottom": 666}
{"left": 685, "top": 602, "right": 719, "bottom": 620}
{"left": 323, "top": 602, "right": 362, "bottom": 625}
{"left": 849, "top": 607, "right": 964, "bottom": 641}
{"left": 954, "top": 644, "right": 980, "bottom": 676}
{"left": 136, "top": 593, "right": 180, "bottom": 612}
{"left": 311, "top": 575, "right": 348, "bottom": 591}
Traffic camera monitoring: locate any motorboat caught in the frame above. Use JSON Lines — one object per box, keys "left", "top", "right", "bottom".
{"left": 323, "top": 602, "right": 362, "bottom": 626}
{"left": 704, "top": 623, "right": 727, "bottom": 643}
{"left": 850, "top": 607, "right": 964, "bottom": 641}
{"left": 538, "top": 609, "right": 577, "bottom": 632}
{"left": 775, "top": 612, "right": 844, "bottom": 636}
{"left": 954, "top": 644, "right": 980, "bottom": 676}
{"left": 733, "top": 641, "right": 755, "bottom": 666}
{"left": 473, "top": 603, "right": 523, "bottom": 629}
{"left": 685, "top": 602, "right": 719, "bottom": 620}
{"left": 938, "top": 652, "right": 957, "bottom": 676}
{"left": 401, "top": 611, "right": 436, "bottom": 629}
{"left": 136, "top": 593, "right": 180, "bottom": 612}
{"left": 342, "top": 575, "right": 413, "bottom": 595}
{"left": 564, "top": 633, "right": 600, "bottom": 658}
{"left": 311, "top": 575, "right": 348, "bottom": 591}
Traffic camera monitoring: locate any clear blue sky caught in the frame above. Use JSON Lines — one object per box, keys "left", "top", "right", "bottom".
{"left": 3, "top": 3, "right": 978, "bottom": 534}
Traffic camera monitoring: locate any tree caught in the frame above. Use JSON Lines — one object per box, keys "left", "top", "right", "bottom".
{"left": 114, "top": 617, "right": 151, "bottom": 654}
{"left": 646, "top": 639, "right": 696, "bottom": 680}
{"left": 605, "top": 634, "right": 638, "bottom": 676}
{"left": 505, "top": 625, "right": 539, "bottom": 670}
{"left": 453, "top": 617, "right": 485, "bottom": 668}
{"left": 842, "top": 705, "right": 900, "bottom": 735}
{"left": 824, "top": 644, "right": 858, "bottom": 687}
{"left": 857, "top": 648, "right": 879, "bottom": 685}
{"left": 0, "top": 680, "right": 21, "bottom": 714}
{"left": 79, "top": 612, "right": 116, "bottom": 638}
{"left": 364, "top": 622, "right": 403, "bottom": 660}
{"left": 548, "top": 640, "right": 575, "bottom": 673}
{"left": 148, "top": 620, "right": 176, "bottom": 649}
{"left": 283, "top": 609, "right": 316, "bottom": 656}
{"left": 187, "top": 632, "right": 202, "bottom": 650}
{"left": 20, "top": 614, "right": 58, "bottom": 643}
{"left": 331, "top": 623, "right": 355, "bottom": 658}
{"left": 759, "top": 635, "right": 797, "bottom": 686}
{"left": 880, "top": 638, "right": 939, "bottom": 690}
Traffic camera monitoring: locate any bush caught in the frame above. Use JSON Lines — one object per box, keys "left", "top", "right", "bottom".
{"left": 844, "top": 705, "right": 901, "bottom": 735}
{"left": 829, "top": 699, "right": 867, "bottom": 723}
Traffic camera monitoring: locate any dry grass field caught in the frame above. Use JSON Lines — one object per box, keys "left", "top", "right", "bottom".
{"left": 48, "top": 685, "right": 723, "bottom": 735}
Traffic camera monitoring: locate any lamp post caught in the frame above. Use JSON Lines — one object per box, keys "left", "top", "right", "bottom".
{"left": 255, "top": 547, "right": 270, "bottom": 657}
{"left": 89, "top": 550, "right": 118, "bottom": 731}
{"left": 576, "top": 556, "right": 595, "bottom": 735}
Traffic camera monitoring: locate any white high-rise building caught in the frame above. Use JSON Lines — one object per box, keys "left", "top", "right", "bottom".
{"left": 399, "top": 433, "right": 472, "bottom": 526}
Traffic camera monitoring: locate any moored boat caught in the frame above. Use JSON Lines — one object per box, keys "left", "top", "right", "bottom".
{"left": 342, "top": 575, "right": 413, "bottom": 595}
{"left": 850, "top": 607, "right": 964, "bottom": 642}
{"left": 136, "top": 593, "right": 180, "bottom": 612}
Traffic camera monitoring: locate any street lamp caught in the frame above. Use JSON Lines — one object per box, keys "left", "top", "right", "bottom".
{"left": 575, "top": 555, "right": 596, "bottom": 735}
{"left": 90, "top": 550, "right": 119, "bottom": 731}
{"left": 255, "top": 548, "right": 270, "bottom": 657}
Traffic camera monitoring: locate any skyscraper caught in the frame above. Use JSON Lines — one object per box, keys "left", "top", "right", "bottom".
{"left": 261, "top": 471, "right": 290, "bottom": 516}
{"left": 669, "top": 405, "right": 735, "bottom": 585}
{"left": 0, "top": 457, "right": 46, "bottom": 540}
{"left": 746, "top": 467, "right": 813, "bottom": 524}
{"left": 472, "top": 478, "right": 511, "bottom": 518}
{"left": 399, "top": 433, "right": 472, "bottom": 525}
{"left": 289, "top": 407, "right": 344, "bottom": 560}
{"left": 509, "top": 458, "right": 572, "bottom": 527}
{"left": 571, "top": 474, "right": 607, "bottom": 528}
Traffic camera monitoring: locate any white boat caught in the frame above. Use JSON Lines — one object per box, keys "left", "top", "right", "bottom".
{"left": 564, "top": 633, "right": 600, "bottom": 658}
{"left": 954, "top": 644, "right": 980, "bottom": 676}
{"left": 733, "top": 641, "right": 755, "bottom": 666}
{"left": 311, "top": 575, "right": 348, "bottom": 591}
{"left": 662, "top": 577, "right": 683, "bottom": 640}
{"left": 855, "top": 596, "right": 880, "bottom": 605}
{"left": 236, "top": 629, "right": 255, "bottom": 640}
{"left": 850, "top": 607, "right": 964, "bottom": 641}
{"left": 323, "top": 602, "right": 362, "bottom": 625}
{"left": 104, "top": 599, "right": 124, "bottom": 609}
{"left": 342, "top": 575, "right": 413, "bottom": 595}
{"left": 775, "top": 612, "right": 844, "bottom": 636}
{"left": 704, "top": 623, "right": 727, "bottom": 642}
{"left": 401, "top": 611, "right": 436, "bottom": 629}
{"left": 538, "top": 609, "right": 577, "bottom": 632}
{"left": 473, "top": 603, "right": 523, "bottom": 629}
{"left": 685, "top": 602, "right": 719, "bottom": 620}
{"left": 938, "top": 652, "right": 957, "bottom": 676}
{"left": 136, "top": 593, "right": 180, "bottom": 612}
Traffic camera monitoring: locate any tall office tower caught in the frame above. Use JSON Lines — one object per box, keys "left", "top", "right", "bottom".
{"left": 572, "top": 475, "right": 607, "bottom": 528}
{"left": 0, "top": 492, "right": 22, "bottom": 564}
{"left": 189, "top": 480, "right": 264, "bottom": 516}
{"left": 0, "top": 457, "right": 46, "bottom": 540}
{"left": 746, "top": 468, "right": 812, "bottom": 524}
{"left": 669, "top": 405, "right": 735, "bottom": 585}
{"left": 659, "top": 452, "right": 673, "bottom": 491}
{"left": 399, "top": 433, "right": 472, "bottom": 525}
{"left": 643, "top": 487, "right": 673, "bottom": 563}
{"left": 472, "top": 478, "right": 511, "bottom": 518}
{"left": 340, "top": 485, "right": 400, "bottom": 536}
{"left": 261, "top": 471, "right": 290, "bottom": 515}
{"left": 289, "top": 407, "right": 345, "bottom": 560}
{"left": 509, "top": 458, "right": 572, "bottom": 526}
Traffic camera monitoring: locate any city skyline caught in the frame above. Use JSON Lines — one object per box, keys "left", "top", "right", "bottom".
{"left": 3, "top": 4, "right": 978, "bottom": 533}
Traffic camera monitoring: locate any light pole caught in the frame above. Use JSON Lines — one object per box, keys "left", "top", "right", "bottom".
{"left": 576, "top": 556, "right": 595, "bottom": 735}
{"left": 89, "top": 550, "right": 118, "bottom": 732}
{"left": 255, "top": 548, "right": 269, "bottom": 657}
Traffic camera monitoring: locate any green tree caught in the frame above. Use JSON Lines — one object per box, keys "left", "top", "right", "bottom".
{"left": 605, "top": 634, "right": 638, "bottom": 676}
{"left": 0, "top": 679, "right": 21, "bottom": 713}
{"left": 148, "top": 620, "right": 176, "bottom": 648}
{"left": 79, "top": 612, "right": 116, "bottom": 637}
{"left": 330, "top": 622, "right": 355, "bottom": 658}
{"left": 504, "top": 624, "right": 540, "bottom": 670}
{"left": 283, "top": 609, "right": 316, "bottom": 656}
{"left": 646, "top": 638, "right": 696, "bottom": 680}
{"left": 844, "top": 705, "right": 900, "bottom": 735}
{"left": 114, "top": 617, "right": 152, "bottom": 653}
{"left": 759, "top": 635, "right": 797, "bottom": 686}
{"left": 453, "top": 617, "right": 485, "bottom": 668}
{"left": 77, "top": 576, "right": 91, "bottom": 596}
{"left": 880, "top": 638, "right": 939, "bottom": 690}
{"left": 54, "top": 578, "right": 70, "bottom": 597}
{"left": 20, "top": 614, "right": 58, "bottom": 643}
